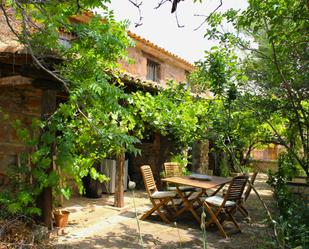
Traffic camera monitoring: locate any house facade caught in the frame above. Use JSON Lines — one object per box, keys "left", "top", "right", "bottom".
{"left": 0, "top": 12, "right": 208, "bottom": 186}
{"left": 122, "top": 31, "right": 193, "bottom": 85}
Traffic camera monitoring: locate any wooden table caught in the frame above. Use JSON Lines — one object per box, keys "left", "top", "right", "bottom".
{"left": 162, "top": 175, "right": 231, "bottom": 224}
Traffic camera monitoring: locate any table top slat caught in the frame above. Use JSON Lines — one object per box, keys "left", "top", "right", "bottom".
{"left": 161, "top": 176, "right": 231, "bottom": 189}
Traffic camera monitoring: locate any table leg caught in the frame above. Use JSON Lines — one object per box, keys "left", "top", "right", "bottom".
{"left": 211, "top": 184, "right": 226, "bottom": 196}
{"left": 173, "top": 185, "right": 201, "bottom": 224}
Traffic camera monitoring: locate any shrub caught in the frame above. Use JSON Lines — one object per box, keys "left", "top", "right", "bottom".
{"left": 267, "top": 154, "right": 309, "bottom": 248}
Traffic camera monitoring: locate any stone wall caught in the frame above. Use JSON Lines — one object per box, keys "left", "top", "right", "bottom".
{"left": 252, "top": 160, "right": 278, "bottom": 173}
{"left": 0, "top": 85, "right": 43, "bottom": 173}
{"left": 251, "top": 145, "right": 283, "bottom": 161}
{"left": 128, "top": 133, "right": 176, "bottom": 189}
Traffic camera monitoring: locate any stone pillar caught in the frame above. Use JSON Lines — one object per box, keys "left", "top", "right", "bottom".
{"left": 192, "top": 140, "right": 209, "bottom": 174}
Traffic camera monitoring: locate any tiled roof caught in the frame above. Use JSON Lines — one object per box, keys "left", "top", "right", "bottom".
{"left": 108, "top": 69, "right": 211, "bottom": 99}
{"left": 107, "top": 69, "right": 166, "bottom": 92}
{"left": 128, "top": 31, "right": 194, "bottom": 70}
{"left": 0, "top": 10, "right": 25, "bottom": 53}
{"left": 0, "top": 10, "right": 194, "bottom": 70}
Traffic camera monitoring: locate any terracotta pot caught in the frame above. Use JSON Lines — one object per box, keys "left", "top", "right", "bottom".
{"left": 54, "top": 210, "right": 70, "bottom": 228}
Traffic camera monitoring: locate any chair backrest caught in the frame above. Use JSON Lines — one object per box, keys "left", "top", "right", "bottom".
{"left": 163, "top": 162, "right": 182, "bottom": 178}
{"left": 140, "top": 165, "right": 158, "bottom": 196}
{"left": 225, "top": 175, "right": 249, "bottom": 202}
{"left": 243, "top": 172, "right": 258, "bottom": 201}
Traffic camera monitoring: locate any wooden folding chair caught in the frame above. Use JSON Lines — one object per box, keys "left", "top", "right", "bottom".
{"left": 140, "top": 165, "right": 177, "bottom": 223}
{"left": 163, "top": 162, "right": 196, "bottom": 192}
{"left": 203, "top": 175, "right": 249, "bottom": 238}
{"left": 238, "top": 172, "right": 258, "bottom": 216}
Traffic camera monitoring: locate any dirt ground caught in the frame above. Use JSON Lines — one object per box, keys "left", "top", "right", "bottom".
{"left": 53, "top": 173, "right": 276, "bottom": 249}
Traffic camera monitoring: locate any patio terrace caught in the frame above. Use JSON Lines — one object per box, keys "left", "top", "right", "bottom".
{"left": 54, "top": 173, "right": 275, "bottom": 249}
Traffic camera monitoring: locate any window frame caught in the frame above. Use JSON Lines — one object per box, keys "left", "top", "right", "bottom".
{"left": 146, "top": 59, "right": 160, "bottom": 82}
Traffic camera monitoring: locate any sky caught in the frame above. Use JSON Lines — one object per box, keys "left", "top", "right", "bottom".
{"left": 107, "top": 0, "right": 248, "bottom": 64}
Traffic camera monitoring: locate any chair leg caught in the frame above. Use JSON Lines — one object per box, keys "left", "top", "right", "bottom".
{"left": 141, "top": 206, "right": 157, "bottom": 221}
{"left": 227, "top": 211, "right": 241, "bottom": 232}
{"left": 156, "top": 206, "right": 171, "bottom": 223}
{"left": 238, "top": 205, "right": 249, "bottom": 217}
{"left": 141, "top": 199, "right": 171, "bottom": 223}
{"left": 169, "top": 198, "right": 178, "bottom": 212}
{"left": 155, "top": 198, "right": 172, "bottom": 223}
{"left": 191, "top": 189, "right": 206, "bottom": 209}
{"left": 163, "top": 202, "right": 174, "bottom": 217}
{"left": 204, "top": 202, "right": 228, "bottom": 239}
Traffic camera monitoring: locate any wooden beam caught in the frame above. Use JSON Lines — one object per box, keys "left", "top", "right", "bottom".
{"left": 0, "top": 62, "right": 22, "bottom": 76}
{"left": 36, "top": 90, "right": 57, "bottom": 229}
{"left": 32, "top": 78, "right": 64, "bottom": 91}
{"left": 114, "top": 151, "right": 125, "bottom": 208}
{"left": 0, "top": 75, "right": 32, "bottom": 86}
{"left": 0, "top": 53, "right": 32, "bottom": 66}
{"left": 20, "top": 64, "right": 57, "bottom": 81}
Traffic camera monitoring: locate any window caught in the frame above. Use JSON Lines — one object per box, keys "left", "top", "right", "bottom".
{"left": 147, "top": 59, "right": 159, "bottom": 82}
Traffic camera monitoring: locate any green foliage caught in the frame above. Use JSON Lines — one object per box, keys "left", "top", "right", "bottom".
{"left": 219, "top": 158, "right": 230, "bottom": 177}
{"left": 267, "top": 156, "right": 309, "bottom": 248}
{"left": 170, "top": 153, "right": 191, "bottom": 176}
{"left": 190, "top": 0, "right": 309, "bottom": 176}
{"left": 190, "top": 47, "right": 268, "bottom": 172}
{"left": 131, "top": 82, "right": 209, "bottom": 149}
{"left": 189, "top": 47, "right": 243, "bottom": 99}
{"left": 3, "top": 1, "right": 141, "bottom": 202}
{"left": 0, "top": 162, "right": 41, "bottom": 218}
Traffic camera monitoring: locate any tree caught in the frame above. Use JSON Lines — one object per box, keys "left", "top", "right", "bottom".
{"left": 189, "top": 46, "right": 271, "bottom": 173}
{"left": 187, "top": 2, "right": 308, "bottom": 246}
{"left": 192, "top": 0, "right": 309, "bottom": 176}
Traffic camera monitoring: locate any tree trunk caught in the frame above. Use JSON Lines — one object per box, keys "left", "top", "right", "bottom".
{"left": 114, "top": 151, "right": 125, "bottom": 208}
{"left": 37, "top": 90, "right": 56, "bottom": 229}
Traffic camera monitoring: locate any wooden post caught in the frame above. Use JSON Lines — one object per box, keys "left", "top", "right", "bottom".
{"left": 114, "top": 151, "right": 125, "bottom": 208}
{"left": 37, "top": 90, "right": 56, "bottom": 229}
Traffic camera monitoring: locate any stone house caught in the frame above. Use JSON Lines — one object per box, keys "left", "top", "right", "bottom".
{"left": 0, "top": 12, "right": 204, "bottom": 187}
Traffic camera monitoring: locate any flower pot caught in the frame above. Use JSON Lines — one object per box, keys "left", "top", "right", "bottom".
{"left": 54, "top": 210, "right": 70, "bottom": 228}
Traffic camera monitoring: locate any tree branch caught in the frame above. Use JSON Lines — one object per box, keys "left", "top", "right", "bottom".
{"left": 128, "top": 0, "right": 143, "bottom": 27}
{"left": 75, "top": 104, "right": 107, "bottom": 139}
{"left": 0, "top": 5, "right": 21, "bottom": 39}
{"left": 175, "top": 10, "right": 184, "bottom": 28}
{"left": 194, "top": 0, "right": 222, "bottom": 31}
{"left": 5, "top": 2, "right": 70, "bottom": 93}
{"left": 154, "top": 0, "right": 171, "bottom": 9}
{"left": 242, "top": 98, "right": 305, "bottom": 169}
{"left": 171, "top": 0, "right": 184, "bottom": 13}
